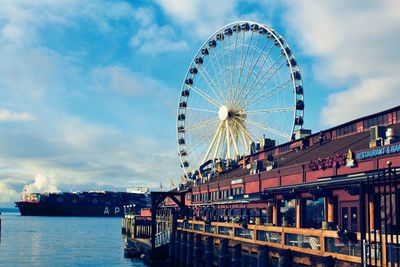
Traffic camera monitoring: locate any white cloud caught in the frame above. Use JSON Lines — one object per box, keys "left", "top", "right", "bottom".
{"left": 130, "top": 24, "right": 189, "bottom": 54}
{"left": 0, "top": 1, "right": 182, "bottom": 203}
{"left": 128, "top": 6, "right": 189, "bottom": 55}
{"left": 155, "top": 0, "right": 238, "bottom": 39}
{"left": 321, "top": 78, "right": 400, "bottom": 126}
{"left": 0, "top": 114, "right": 181, "bottom": 195}
{"left": 281, "top": 0, "right": 400, "bottom": 126}
{"left": 0, "top": 108, "right": 35, "bottom": 122}
{"left": 93, "top": 66, "right": 159, "bottom": 95}
{"left": 0, "top": 182, "right": 19, "bottom": 203}
{"left": 23, "top": 173, "right": 59, "bottom": 193}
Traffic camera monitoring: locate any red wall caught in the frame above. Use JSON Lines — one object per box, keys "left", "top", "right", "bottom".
{"left": 245, "top": 181, "right": 259, "bottom": 194}
{"left": 281, "top": 173, "right": 302, "bottom": 186}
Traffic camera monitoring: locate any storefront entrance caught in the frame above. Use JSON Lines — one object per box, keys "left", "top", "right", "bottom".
{"left": 340, "top": 201, "right": 359, "bottom": 232}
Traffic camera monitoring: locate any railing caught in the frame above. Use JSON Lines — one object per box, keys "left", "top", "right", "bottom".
{"left": 155, "top": 229, "right": 171, "bottom": 248}
{"left": 124, "top": 215, "right": 174, "bottom": 248}
{"left": 177, "top": 219, "right": 363, "bottom": 264}
{"left": 363, "top": 236, "right": 400, "bottom": 266}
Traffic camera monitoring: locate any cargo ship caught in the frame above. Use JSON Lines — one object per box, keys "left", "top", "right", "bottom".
{"left": 15, "top": 187, "right": 149, "bottom": 217}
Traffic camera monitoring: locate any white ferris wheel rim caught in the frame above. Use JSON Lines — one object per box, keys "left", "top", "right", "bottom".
{"left": 176, "top": 21, "right": 304, "bottom": 178}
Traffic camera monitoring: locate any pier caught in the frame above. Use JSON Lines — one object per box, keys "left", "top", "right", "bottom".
{"left": 123, "top": 215, "right": 360, "bottom": 266}
{"left": 122, "top": 167, "right": 400, "bottom": 266}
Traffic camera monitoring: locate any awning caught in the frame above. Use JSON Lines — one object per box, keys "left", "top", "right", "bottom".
{"left": 191, "top": 194, "right": 262, "bottom": 206}
{"left": 263, "top": 172, "right": 368, "bottom": 195}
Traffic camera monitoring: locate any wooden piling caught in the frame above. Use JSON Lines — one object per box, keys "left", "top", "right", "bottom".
{"left": 316, "top": 256, "right": 334, "bottom": 267}
{"left": 218, "top": 238, "right": 229, "bottom": 267}
{"left": 231, "top": 243, "right": 242, "bottom": 267}
{"left": 205, "top": 236, "right": 214, "bottom": 267}
{"left": 257, "top": 245, "right": 268, "bottom": 267}
{"left": 193, "top": 234, "right": 202, "bottom": 267}
{"left": 277, "top": 249, "right": 292, "bottom": 267}
{"left": 169, "top": 212, "right": 177, "bottom": 264}
{"left": 180, "top": 231, "right": 187, "bottom": 267}
{"left": 174, "top": 230, "right": 181, "bottom": 267}
{"left": 186, "top": 232, "right": 194, "bottom": 267}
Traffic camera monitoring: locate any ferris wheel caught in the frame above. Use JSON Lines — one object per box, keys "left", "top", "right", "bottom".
{"left": 177, "top": 21, "right": 304, "bottom": 178}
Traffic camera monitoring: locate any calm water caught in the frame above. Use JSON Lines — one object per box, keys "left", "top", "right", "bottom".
{"left": 0, "top": 212, "right": 146, "bottom": 267}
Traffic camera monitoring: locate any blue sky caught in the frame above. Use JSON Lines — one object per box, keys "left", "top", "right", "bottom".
{"left": 1, "top": 0, "right": 399, "bottom": 204}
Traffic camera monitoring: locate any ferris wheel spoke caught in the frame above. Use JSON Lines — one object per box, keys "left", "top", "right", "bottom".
{"left": 246, "top": 53, "right": 285, "bottom": 96}
{"left": 197, "top": 66, "right": 226, "bottom": 104}
{"left": 247, "top": 107, "right": 295, "bottom": 114}
{"left": 246, "top": 119, "right": 290, "bottom": 139}
{"left": 228, "top": 122, "right": 240, "bottom": 157}
{"left": 229, "top": 31, "right": 239, "bottom": 106}
{"left": 231, "top": 31, "right": 253, "bottom": 108}
{"left": 245, "top": 78, "right": 292, "bottom": 109}
{"left": 240, "top": 34, "right": 260, "bottom": 93}
{"left": 226, "top": 35, "right": 234, "bottom": 102}
{"left": 235, "top": 37, "right": 271, "bottom": 107}
{"left": 211, "top": 49, "right": 229, "bottom": 97}
{"left": 234, "top": 44, "right": 276, "bottom": 109}
{"left": 207, "top": 51, "right": 228, "bottom": 102}
{"left": 233, "top": 120, "right": 255, "bottom": 144}
{"left": 242, "top": 46, "right": 277, "bottom": 103}
{"left": 202, "top": 121, "right": 224, "bottom": 164}
{"left": 189, "top": 85, "right": 222, "bottom": 107}
{"left": 225, "top": 120, "right": 231, "bottom": 159}
{"left": 212, "top": 125, "right": 224, "bottom": 159}
{"left": 186, "top": 127, "right": 217, "bottom": 154}
{"left": 186, "top": 118, "right": 219, "bottom": 132}
{"left": 239, "top": 53, "right": 285, "bottom": 108}
{"left": 239, "top": 129, "right": 249, "bottom": 153}
{"left": 192, "top": 135, "right": 215, "bottom": 173}
{"left": 186, "top": 107, "right": 218, "bottom": 114}
{"left": 220, "top": 39, "right": 231, "bottom": 103}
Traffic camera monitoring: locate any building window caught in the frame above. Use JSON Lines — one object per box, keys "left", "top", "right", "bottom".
{"left": 279, "top": 144, "right": 290, "bottom": 154}
{"left": 363, "top": 114, "right": 388, "bottom": 129}
{"left": 336, "top": 124, "right": 356, "bottom": 138}
{"left": 303, "top": 198, "right": 325, "bottom": 229}
{"left": 278, "top": 199, "right": 296, "bottom": 227}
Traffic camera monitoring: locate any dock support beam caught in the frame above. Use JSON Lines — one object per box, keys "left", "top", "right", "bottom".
{"left": 205, "top": 236, "right": 214, "bottom": 267}
{"left": 277, "top": 249, "right": 292, "bottom": 267}
{"left": 193, "top": 234, "right": 202, "bottom": 267}
{"left": 218, "top": 238, "right": 229, "bottom": 267}
{"left": 232, "top": 243, "right": 242, "bottom": 267}
{"left": 316, "top": 256, "right": 334, "bottom": 267}
{"left": 180, "top": 231, "right": 187, "bottom": 267}
{"left": 187, "top": 233, "right": 194, "bottom": 267}
{"left": 169, "top": 219, "right": 176, "bottom": 264}
{"left": 174, "top": 230, "right": 181, "bottom": 267}
{"left": 257, "top": 245, "right": 268, "bottom": 267}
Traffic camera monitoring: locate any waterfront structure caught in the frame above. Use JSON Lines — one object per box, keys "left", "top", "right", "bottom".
{"left": 123, "top": 20, "right": 400, "bottom": 266}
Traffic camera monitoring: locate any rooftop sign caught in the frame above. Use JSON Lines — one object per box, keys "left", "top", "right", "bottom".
{"left": 355, "top": 143, "right": 400, "bottom": 160}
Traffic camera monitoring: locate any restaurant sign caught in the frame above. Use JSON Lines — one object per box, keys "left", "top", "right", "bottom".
{"left": 355, "top": 143, "right": 400, "bottom": 160}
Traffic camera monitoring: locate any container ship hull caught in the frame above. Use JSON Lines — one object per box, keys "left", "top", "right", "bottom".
{"left": 15, "top": 202, "right": 130, "bottom": 217}
{"left": 15, "top": 190, "right": 149, "bottom": 217}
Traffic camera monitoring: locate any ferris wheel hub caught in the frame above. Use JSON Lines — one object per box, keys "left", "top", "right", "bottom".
{"left": 218, "top": 106, "right": 229, "bottom": 121}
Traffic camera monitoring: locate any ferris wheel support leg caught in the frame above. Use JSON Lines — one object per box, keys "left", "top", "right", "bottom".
{"left": 240, "top": 130, "right": 249, "bottom": 153}
{"left": 225, "top": 120, "right": 231, "bottom": 160}
{"left": 213, "top": 126, "right": 224, "bottom": 160}
{"left": 202, "top": 122, "right": 223, "bottom": 164}
{"left": 229, "top": 124, "right": 240, "bottom": 157}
